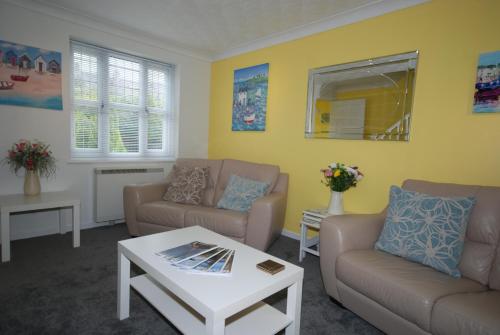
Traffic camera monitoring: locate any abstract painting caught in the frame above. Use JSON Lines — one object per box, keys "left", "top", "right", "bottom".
{"left": 474, "top": 50, "right": 500, "bottom": 113}
{"left": 232, "top": 63, "right": 269, "bottom": 131}
{"left": 0, "top": 40, "right": 62, "bottom": 110}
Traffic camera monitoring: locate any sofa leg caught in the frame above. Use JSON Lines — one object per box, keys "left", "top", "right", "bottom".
{"left": 329, "top": 297, "right": 345, "bottom": 309}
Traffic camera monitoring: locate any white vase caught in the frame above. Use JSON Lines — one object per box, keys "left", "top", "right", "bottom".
{"left": 24, "top": 170, "right": 41, "bottom": 196}
{"left": 328, "top": 191, "right": 344, "bottom": 215}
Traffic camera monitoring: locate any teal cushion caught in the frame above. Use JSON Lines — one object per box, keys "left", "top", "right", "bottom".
{"left": 216, "top": 175, "right": 270, "bottom": 212}
{"left": 375, "top": 186, "right": 475, "bottom": 277}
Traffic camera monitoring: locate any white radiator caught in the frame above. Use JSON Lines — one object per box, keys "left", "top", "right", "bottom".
{"left": 94, "top": 167, "right": 166, "bottom": 223}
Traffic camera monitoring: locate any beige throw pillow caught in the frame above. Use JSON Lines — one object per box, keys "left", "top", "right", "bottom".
{"left": 163, "top": 166, "right": 209, "bottom": 205}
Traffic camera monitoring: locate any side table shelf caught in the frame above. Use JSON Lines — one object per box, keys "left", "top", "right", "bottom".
{"left": 299, "top": 208, "right": 330, "bottom": 262}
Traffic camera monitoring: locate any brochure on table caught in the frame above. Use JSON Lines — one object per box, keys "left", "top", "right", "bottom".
{"left": 156, "top": 241, "right": 235, "bottom": 276}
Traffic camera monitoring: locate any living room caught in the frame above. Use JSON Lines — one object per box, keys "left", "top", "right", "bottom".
{"left": 0, "top": 0, "right": 499, "bottom": 334}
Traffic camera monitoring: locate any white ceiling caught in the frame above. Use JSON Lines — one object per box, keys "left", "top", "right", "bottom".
{"left": 26, "top": 0, "right": 426, "bottom": 60}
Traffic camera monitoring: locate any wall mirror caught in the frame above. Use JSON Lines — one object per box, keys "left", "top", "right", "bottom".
{"left": 305, "top": 51, "right": 418, "bottom": 141}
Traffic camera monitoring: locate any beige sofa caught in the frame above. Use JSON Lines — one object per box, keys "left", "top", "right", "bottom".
{"left": 124, "top": 158, "right": 288, "bottom": 251}
{"left": 320, "top": 179, "right": 500, "bottom": 335}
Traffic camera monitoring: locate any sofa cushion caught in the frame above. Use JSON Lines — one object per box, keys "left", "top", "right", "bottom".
{"left": 136, "top": 201, "right": 197, "bottom": 228}
{"left": 214, "top": 159, "right": 279, "bottom": 204}
{"left": 163, "top": 166, "right": 209, "bottom": 205}
{"left": 402, "top": 180, "right": 500, "bottom": 287}
{"left": 216, "top": 174, "right": 270, "bottom": 212}
{"left": 431, "top": 291, "right": 500, "bottom": 335}
{"left": 336, "top": 249, "right": 486, "bottom": 331}
{"left": 184, "top": 207, "right": 248, "bottom": 238}
{"left": 173, "top": 159, "right": 224, "bottom": 207}
{"left": 375, "top": 186, "right": 475, "bottom": 277}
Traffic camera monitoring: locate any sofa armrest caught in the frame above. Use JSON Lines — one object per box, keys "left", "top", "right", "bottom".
{"left": 320, "top": 213, "right": 386, "bottom": 300}
{"left": 123, "top": 182, "right": 168, "bottom": 236}
{"left": 246, "top": 192, "right": 287, "bottom": 251}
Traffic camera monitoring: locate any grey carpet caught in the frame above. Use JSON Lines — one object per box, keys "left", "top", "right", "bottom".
{"left": 0, "top": 224, "right": 381, "bottom": 334}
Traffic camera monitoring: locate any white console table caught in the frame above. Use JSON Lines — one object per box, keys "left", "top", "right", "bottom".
{"left": 0, "top": 191, "right": 81, "bottom": 262}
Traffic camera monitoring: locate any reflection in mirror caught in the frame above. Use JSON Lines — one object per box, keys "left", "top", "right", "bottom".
{"left": 305, "top": 51, "right": 418, "bottom": 141}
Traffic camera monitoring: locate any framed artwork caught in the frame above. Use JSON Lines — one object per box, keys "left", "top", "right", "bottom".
{"left": 0, "top": 40, "right": 62, "bottom": 110}
{"left": 474, "top": 50, "right": 500, "bottom": 113}
{"left": 232, "top": 63, "right": 269, "bottom": 131}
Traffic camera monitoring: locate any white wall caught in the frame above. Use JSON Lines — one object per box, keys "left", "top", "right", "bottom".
{"left": 0, "top": 1, "right": 211, "bottom": 240}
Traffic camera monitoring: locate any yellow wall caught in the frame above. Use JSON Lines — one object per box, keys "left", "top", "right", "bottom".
{"left": 209, "top": 0, "right": 500, "bottom": 234}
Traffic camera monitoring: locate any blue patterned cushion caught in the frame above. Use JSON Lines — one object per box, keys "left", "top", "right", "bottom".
{"left": 216, "top": 175, "right": 270, "bottom": 212}
{"left": 375, "top": 186, "right": 475, "bottom": 277}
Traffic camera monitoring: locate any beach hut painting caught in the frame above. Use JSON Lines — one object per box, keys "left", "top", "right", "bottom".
{"left": 0, "top": 40, "right": 62, "bottom": 110}
{"left": 474, "top": 50, "right": 500, "bottom": 113}
{"left": 232, "top": 63, "right": 269, "bottom": 131}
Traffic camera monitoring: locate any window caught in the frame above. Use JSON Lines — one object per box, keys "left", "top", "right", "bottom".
{"left": 71, "top": 40, "right": 176, "bottom": 160}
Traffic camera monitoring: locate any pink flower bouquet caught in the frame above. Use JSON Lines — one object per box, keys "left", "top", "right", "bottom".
{"left": 321, "top": 162, "right": 363, "bottom": 192}
{"left": 4, "top": 139, "right": 56, "bottom": 178}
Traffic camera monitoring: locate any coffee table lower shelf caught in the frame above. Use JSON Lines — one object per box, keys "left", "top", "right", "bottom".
{"left": 130, "top": 274, "right": 292, "bottom": 335}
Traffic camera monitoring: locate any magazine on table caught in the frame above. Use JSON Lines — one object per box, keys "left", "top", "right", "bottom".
{"left": 223, "top": 250, "right": 235, "bottom": 273}
{"left": 175, "top": 247, "right": 226, "bottom": 269}
{"left": 186, "top": 250, "right": 235, "bottom": 276}
{"left": 155, "top": 241, "right": 235, "bottom": 276}
{"left": 215, "top": 250, "right": 235, "bottom": 274}
{"left": 192, "top": 249, "right": 231, "bottom": 271}
{"left": 155, "top": 241, "right": 217, "bottom": 263}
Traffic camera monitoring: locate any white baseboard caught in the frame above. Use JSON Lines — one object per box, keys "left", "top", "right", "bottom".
{"left": 81, "top": 220, "right": 122, "bottom": 230}
{"left": 10, "top": 219, "right": 295, "bottom": 242}
{"left": 281, "top": 228, "right": 300, "bottom": 240}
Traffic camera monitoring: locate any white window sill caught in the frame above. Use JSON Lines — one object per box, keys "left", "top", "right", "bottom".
{"left": 68, "top": 158, "right": 176, "bottom": 164}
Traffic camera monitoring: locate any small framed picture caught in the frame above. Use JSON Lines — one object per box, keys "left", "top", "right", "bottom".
{"left": 473, "top": 51, "right": 500, "bottom": 113}
{"left": 231, "top": 63, "right": 269, "bottom": 131}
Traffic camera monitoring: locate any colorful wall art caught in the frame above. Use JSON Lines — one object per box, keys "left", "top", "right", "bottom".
{"left": 0, "top": 40, "right": 62, "bottom": 110}
{"left": 474, "top": 50, "right": 500, "bottom": 113}
{"left": 232, "top": 63, "right": 269, "bottom": 131}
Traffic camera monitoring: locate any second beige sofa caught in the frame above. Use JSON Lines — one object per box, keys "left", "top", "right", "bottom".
{"left": 320, "top": 179, "right": 500, "bottom": 335}
{"left": 124, "top": 158, "right": 289, "bottom": 251}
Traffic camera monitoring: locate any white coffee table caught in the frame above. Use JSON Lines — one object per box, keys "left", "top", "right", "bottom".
{"left": 117, "top": 226, "right": 304, "bottom": 335}
{"left": 0, "top": 191, "right": 81, "bottom": 262}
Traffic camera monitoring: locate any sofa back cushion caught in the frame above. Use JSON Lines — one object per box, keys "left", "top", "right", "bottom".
{"left": 402, "top": 180, "right": 500, "bottom": 287}
{"left": 163, "top": 166, "right": 209, "bottom": 205}
{"left": 214, "top": 159, "right": 280, "bottom": 204}
{"left": 216, "top": 174, "right": 270, "bottom": 212}
{"left": 172, "top": 159, "right": 223, "bottom": 207}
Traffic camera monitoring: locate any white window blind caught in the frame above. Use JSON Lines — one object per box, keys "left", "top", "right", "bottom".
{"left": 71, "top": 40, "right": 176, "bottom": 160}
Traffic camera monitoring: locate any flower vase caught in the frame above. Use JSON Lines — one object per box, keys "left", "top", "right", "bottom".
{"left": 24, "top": 170, "right": 41, "bottom": 196}
{"left": 328, "top": 191, "right": 344, "bottom": 215}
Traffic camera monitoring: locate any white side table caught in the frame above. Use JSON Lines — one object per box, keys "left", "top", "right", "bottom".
{"left": 0, "top": 191, "right": 81, "bottom": 262}
{"left": 299, "top": 208, "right": 330, "bottom": 262}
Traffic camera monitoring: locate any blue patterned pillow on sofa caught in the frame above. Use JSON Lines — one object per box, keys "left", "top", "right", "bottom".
{"left": 375, "top": 186, "right": 476, "bottom": 277}
{"left": 217, "top": 174, "right": 270, "bottom": 212}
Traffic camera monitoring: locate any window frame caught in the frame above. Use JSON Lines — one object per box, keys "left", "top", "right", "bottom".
{"left": 70, "top": 40, "right": 177, "bottom": 161}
